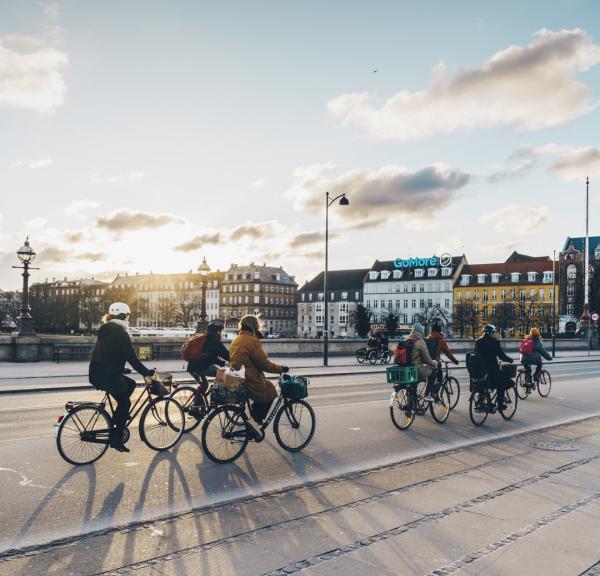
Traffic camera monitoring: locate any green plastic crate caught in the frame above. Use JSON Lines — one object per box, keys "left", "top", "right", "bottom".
{"left": 386, "top": 365, "right": 418, "bottom": 386}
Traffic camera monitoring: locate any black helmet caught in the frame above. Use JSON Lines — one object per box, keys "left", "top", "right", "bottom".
{"left": 431, "top": 320, "right": 443, "bottom": 333}
{"left": 207, "top": 321, "right": 224, "bottom": 334}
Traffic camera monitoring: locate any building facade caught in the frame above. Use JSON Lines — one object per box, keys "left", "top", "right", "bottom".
{"left": 453, "top": 252, "right": 557, "bottom": 337}
{"left": 363, "top": 255, "right": 467, "bottom": 334}
{"left": 297, "top": 269, "right": 368, "bottom": 338}
{"left": 559, "top": 236, "right": 600, "bottom": 333}
{"left": 220, "top": 263, "right": 297, "bottom": 337}
{"left": 111, "top": 269, "right": 223, "bottom": 328}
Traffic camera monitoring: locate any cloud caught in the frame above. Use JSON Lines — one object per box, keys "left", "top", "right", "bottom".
{"left": 75, "top": 252, "right": 106, "bottom": 262}
{"left": 477, "top": 241, "right": 520, "bottom": 257}
{"left": 37, "top": 245, "right": 107, "bottom": 264}
{"left": 251, "top": 178, "right": 265, "bottom": 188}
{"left": 91, "top": 171, "right": 144, "bottom": 185}
{"left": 230, "top": 223, "right": 273, "bottom": 242}
{"left": 486, "top": 149, "right": 538, "bottom": 183}
{"left": 15, "top": 157, "right": 54, "bottom": 169}
{"left": 24, "top": 216, "right": 48, "bottom": 230}
{"left": 286, "top": 162, "right": 470, "bottom": 227}
{"left": 40, "top": 1, "right": 60, "bottom": 21}
{"left": 551, "top": 147, "right": 600, "bottom": 181}
{"left": 174, "top": 233, "right": 223, "bottom": 252}
{"left": 64, "top": 198, "right": 102, "bottom": 217}
{"left": 0, "top": 37, "right": 68, "bottom": 113}
{"left": 96, "top": 210, "right": 185, "bottom": 234}
{"left": 480, "top": 204, "right": 550, "bottom": 235}
{"left": 328, "top": 28, "right": 600, "bottom": 140}
{"left": 289, "top": 231, "right": 328, "bottom": 249}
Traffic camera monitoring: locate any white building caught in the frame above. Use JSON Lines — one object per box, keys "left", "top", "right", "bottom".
{"left": 363, "top": 255, "right": 467, "bottom": 333}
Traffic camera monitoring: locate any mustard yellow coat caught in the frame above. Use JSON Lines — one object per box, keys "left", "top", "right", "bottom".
{"left": 229, "top": 330, "right": 282, "bottom": 403}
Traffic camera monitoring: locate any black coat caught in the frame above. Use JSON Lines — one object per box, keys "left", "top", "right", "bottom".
{"left": 89, "top": 322, "right": 152, "bottom": 388}
{"left": 187, "top": 332, "right": 229, "bottom": 373}
{"left": 474, "top": 334, "right": 513, "bottom": 388}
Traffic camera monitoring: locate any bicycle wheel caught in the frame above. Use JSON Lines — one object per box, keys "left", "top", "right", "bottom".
{"left": 500, "top": 385, "right": 518, "bottom": 420}
{"left": 56, "top": 404, "right": 111, "bottom": 465}
{"left": 201, "top": 405, "right": 249, "bottom": 464}
{"left": 381, "top": 351, "right": 392, "bottom": 364}
{"left": 356, "top": 349, "right": 367, "bottom": 364}
{"left": 139, "top": 397, "right": 184, "bottom": 451}
{"left": 516, "top": 372, "right": 531, "bottom": 400}
{"left": 445, "top": 376, "right": 461, "bottom": 410}
{"left": 390, "top": 388, "right": 415, "bottom": 430}
{"left": 170, "top": 385, "right": 205, "bottom": 432}
{"left": 430, "top": 387, "right": 450, "bottom": 424}
{"left": 368, "top": 350, "right": 379, "bottom": 365}
{"left": 469, "top": 390, "right": 489, "bottom": 427}
{"left": 274, "top": 399, "right": 316, "bottom": 452}
{"left": 537, "top": 370, "right": 552, "bottom": 398}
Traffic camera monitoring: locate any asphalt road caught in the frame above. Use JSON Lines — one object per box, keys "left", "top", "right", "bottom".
{"left": 0, "top": 360, "right": 599, "bottom": 556}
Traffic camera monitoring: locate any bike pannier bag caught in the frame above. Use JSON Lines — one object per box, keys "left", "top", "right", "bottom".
{"left": 181, "top": 333, "right": 207, "bottom": 361}
{"left": 519, "top": 338, "right": 534, "bottom": 355}
{"left": 281, "top": 376, "right": 309, "bottom": 400}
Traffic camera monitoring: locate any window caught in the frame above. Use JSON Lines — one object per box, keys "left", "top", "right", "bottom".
{"left": 393, "top": 270, "right": 402, "bottom": 279}
{"left": 474, "top": 289, "right": 479, "bottom": 300}
{"left": 520, "top": 289, "right": 525, "bottom": 301}
{"left": 567, "top": 285, "right": 575, "bottom": 296}
{"left": 567, "top": 304, "right": 575, "bottom": 315}
{"left": 478, "top": 274, "right": 486, "bottom": 284}
{"left": 567, "top": 265, "right": 577, "bottom": 279}
{"left": 441, "top": 267, "right": 451, "bottom": 277}
{"left": 457, "top": 291, "right": 462, "bottom": 301}
{"left": 527, "top": 272, "right": 537, "bottom": 282}
{"left": 444, "top": 298, "right": 450, "bottom": 308}
{"left": 341, "top": 292, "right": 348, "bottom": 300}
{"left": 428, "top": 268, "right": 437, "bottom": 277}
{"left": 491, "top": 290, "right": 496, "bottom": 301}
{"left": 388, "top": 300, "right": 393, "bottom": 309}
{"left": 254, "top": 296, "right": 259, "bottom": 304}
{"left": 403, "top": 284, "right": 408, "bottom": 293}
{"left": 411, "top": 284, "right": 417, "bottom": 292}
{"left": 501, "top": 289, "right": 506, "bottom": 300}
{"left": 529, "top": 289, "right": 535, "bottom": 297}
{"left": 482, "top": 306, "right": 488, "bottom": 319}
{"left": 318, "top": 293, "right": 324, "bottom": 301}
{"left": 395, "top": 299, "right": 400, "bottom": 309}
{"left": 510, "top": 288, "right": 516, "bottom": 300}
{"left": 419, "top": 298, "right": 425, "bottom": 308}
{"left": 373, "top": 300, "right": 378, "bottom": 308}
{"left": 355, "top": 291, "right": 360, "bottom": 300}
{"left": 483, "top": 291, "right": 488, "bottom": 302}
{"left": 381, "top": 271, "right": 390, "bottom": 280}
{"left": 339, "top": 315, "right": 348, "bottom": 325}
{"left": 539, "top": 289, "right": 545, "bottom": 300}
{"left": 340, "top": 302, "right": 348, "bottom": 312}
{"left": 369, "top": 271, "right": 379, "bottom": 280}
{"left": 511, "top": 272, "right": 520, "bottom": 283}
{"left": 461, "top": 274, "right": 471, "bottom": 286}
{"left": 419, "top": 283, "right": 425, "bottom": 292}
{"left": 403, "top": 299, "right": 409, "bottom": 308}
{"left": 415, "top": 269, "right": 424, "bottom": 278}
{"left": 380, "top": 299, "right": 386, "bottom": 308}
{"left": 411, "top": 299, "right": 416, "bottom": 308}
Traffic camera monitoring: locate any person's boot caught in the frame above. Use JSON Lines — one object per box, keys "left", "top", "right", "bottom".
{"left": 110, "top": 428, "right": 130, "bottom": 452}
{"left": 245, "top": 417, "right": 265, "bottom": 443}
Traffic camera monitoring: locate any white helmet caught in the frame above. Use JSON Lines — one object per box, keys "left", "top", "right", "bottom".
{"left": 109, "top": 302, "right": 131, "bottom": 316}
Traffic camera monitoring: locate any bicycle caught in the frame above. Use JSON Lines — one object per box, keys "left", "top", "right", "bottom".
{"left": 169, "top": 371, "right": 214, "bottom": 433}
{"left": 516, "top": 365, "right": 552, "bottom": 399}
{"left": 434, "top": 361, "right": 461, "bottom": 410}
{"left": 356, "top": 347, "right": 391, "bottom": 364}
{"left": 201, "top": 374, "right": 316, "bottom": 464}
{"left": 388, "top": 365, "right": 450, "bottom": 430}
{"left": 55, "top": 373, "right": 185, "bottom": 465}
{"left": 468, "top": 361, "right": 518, "bottom": 427}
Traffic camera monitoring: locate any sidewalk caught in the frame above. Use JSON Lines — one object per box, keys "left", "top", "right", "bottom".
{"left": 2, "top": 416, "right": 600, "bottom": 575}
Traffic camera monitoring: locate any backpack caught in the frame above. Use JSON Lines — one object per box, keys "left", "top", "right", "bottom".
{"left": 425, "top": 336, "right": 439, "bottom": 359}
{"left": 181, "top": 333, "right": 207, "bottom": 361}
{"left": 393, "top": 340, "right": 414, "bottom": 366}
{"left": 519, "top": 338, "right": 534, "bottom": 355}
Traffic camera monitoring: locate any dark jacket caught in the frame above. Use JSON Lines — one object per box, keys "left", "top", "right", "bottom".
{"left": 474, "top": 333, "right": 513, "bottom": 388}
{"left": 89, "top": 321, "right": 152, "bottom": 388}
{"left": 187, "top": 332, "right": 230, "bottom": 373}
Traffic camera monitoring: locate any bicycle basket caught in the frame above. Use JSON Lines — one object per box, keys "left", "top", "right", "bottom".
{"left": 500, "top": 363, "right": 517, "bottom": 378}
{"left": 210, "top": 383, "right": 248, "bottom": 405}
{"left": 386, "top": 366, "right": 418, "bottom": 387}
{"left": 280, "top": 376, "right": 309, "bottom": 400}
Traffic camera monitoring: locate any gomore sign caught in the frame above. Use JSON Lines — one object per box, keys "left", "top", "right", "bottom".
{"left": 394, "top": 253, "right": 452, "bottom": 269}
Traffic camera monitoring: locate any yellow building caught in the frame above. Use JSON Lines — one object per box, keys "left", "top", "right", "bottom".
{"left": 452, "top": 253, "right": 558, "bottom": 337}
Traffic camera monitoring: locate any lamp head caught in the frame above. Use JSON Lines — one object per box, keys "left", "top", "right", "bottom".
{"left": 198, "top": 256, "right": 211, "bottom": 275}
{"left": 339, "top": 195, "right": 349, "bottom": 206}
{"left": 17, "top": 237, "right": 36, "bottom": 264}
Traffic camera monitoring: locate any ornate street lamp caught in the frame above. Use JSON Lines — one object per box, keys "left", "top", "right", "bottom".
{"left": 12, "top": 237, "right": 39, "bottom": 336}
{"left": 323, "top": 192, "right": 349, "bottom": 366}
{"left": 197, "top": 256, "right": 211, "bottom": 332}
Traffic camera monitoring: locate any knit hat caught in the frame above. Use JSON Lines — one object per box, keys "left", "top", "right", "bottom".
{"left": 412, "top": 323, "right": 425, "bottom": 337}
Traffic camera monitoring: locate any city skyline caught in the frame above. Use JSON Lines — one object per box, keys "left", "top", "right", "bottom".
{"left": 2, "top": 1, "right": 600, "bottom": 290}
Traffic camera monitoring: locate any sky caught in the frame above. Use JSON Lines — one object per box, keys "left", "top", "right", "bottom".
{"left": 1, "top": 0, "right": 600, "bottom": 290}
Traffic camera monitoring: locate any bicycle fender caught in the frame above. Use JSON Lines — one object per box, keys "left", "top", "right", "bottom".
{"left": 389, "top": 390, "right": 398, "bottom": 406}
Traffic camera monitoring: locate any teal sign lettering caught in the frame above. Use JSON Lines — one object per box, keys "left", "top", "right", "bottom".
{"left": 394, "top": 256, "right": 438, "bottom": 269}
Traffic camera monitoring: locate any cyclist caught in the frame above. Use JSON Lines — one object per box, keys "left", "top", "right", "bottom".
{"left": 88, "top": 302, "right": 154, "bottom": 452}
{"left": 520, "top": 327, "right": 552, "bottom": 383}
{"left": 187, "top": 321, "right": 229, "bottom": 415}
{"left": 474, "top": 324, "right": 513, "bottom": 411}
{"left": 425, "top": 321, "right": 459, "bottom": 399}
{"left": 404, "top": 322, "right": 438, "bottom": 401}
{"left": 229, "top": 315, "right": 289, "bottom": 441}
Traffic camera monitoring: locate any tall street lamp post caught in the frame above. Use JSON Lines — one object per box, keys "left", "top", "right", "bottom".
{"left": 197, "top": 256, "right": 211, "bottom": 332}
{"left": 323, "top": 192, "right": 349, "bottom": 366}
{"left": 12, "top": 237, "right": 39, "bottom": 337}
{"left": 552, "top": 249, "right": 557, "bottom": 358}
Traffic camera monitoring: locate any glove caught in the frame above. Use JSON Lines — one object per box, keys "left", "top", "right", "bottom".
{"left": 281, "top": 366, "right": 289, "bottom": 374}
{"left": 453, "top": 360, "right": 459, "bottom": 365}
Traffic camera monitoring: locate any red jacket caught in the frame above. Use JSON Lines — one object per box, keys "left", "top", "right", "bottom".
{"left": 426, "top": 332, "right": 458, "bottom": 363}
